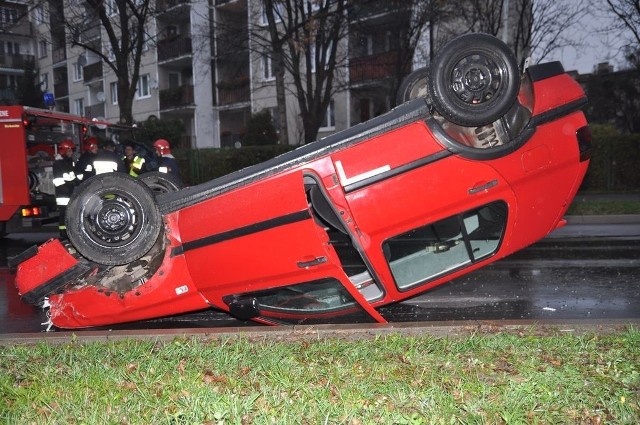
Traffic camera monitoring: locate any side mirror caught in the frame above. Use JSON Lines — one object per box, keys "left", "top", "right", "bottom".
{"left": 224, "top": 296, "right": 260, "bottom": 320}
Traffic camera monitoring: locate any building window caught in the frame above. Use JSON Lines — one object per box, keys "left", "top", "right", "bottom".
{"left": 39, "top": 39, "right": 47, "bottom": 58}
{"left": 319, "top": 100, "right": 335, "bottom": 130}
{"left": 110, "top": 82, "right": 118, "bottom": 105}
{"left": 0, "top": 7, "right": 18, "bottom": 24}
{"left": 260, "top": 2, "right": 283, "bottom": 26}
{"left": 168, "top": 72, "right": 180, "bottom": 88}
{"left": 35, "top": 5, "right": 46, "bottom": 25}
{"left": 136, "top": 74, "right": 150, "bottom": 98}
{"left": 262, "top": 55, "right": 274, "bottom": 81}
{"left": 74, "top": 98, "right": 84, "bottom": 116}
{"left": 106, "top": 0, "right": 117, "bottom": 16}
{"left": 40, "top": 73, "right": 48, "bottom": 91}
{"left": 73, "top": 62, "right": 83, "bottom": 81}
{"left": 6, "top": 42, "right": 19, "bottom": 55}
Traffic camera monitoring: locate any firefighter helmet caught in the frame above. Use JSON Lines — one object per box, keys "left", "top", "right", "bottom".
{"left": 84, "top": 137, "right": 99, "bottom": 151}
{"left": 154, "top": 139, "right": 171, "bottom": 155}
{"left": 58, "top": 139, "right": 75, "bottom": 154}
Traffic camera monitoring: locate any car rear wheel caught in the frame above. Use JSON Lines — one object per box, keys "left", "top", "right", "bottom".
{"left": 396, "top": 67, "right": 431, "bottom": 105}
{"left": 139, "top": 171, "right": 183, "bottom": 195}
{"left": 428, "top": 33, "right": 520, "bottom": 127}
{"left": 66, "top": 173, "right": 163, "bottom": 266}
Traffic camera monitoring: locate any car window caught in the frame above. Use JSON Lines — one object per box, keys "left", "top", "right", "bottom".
{"left": 383, "top": 201, "right": 507, "bottom": 290}
{"left": 226, "top": 278, "right": 379, "bottom": 324}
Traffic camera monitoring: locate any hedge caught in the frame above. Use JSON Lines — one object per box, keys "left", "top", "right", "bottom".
{"left": 174, "top": 131, "right": 640, "bottom": 192}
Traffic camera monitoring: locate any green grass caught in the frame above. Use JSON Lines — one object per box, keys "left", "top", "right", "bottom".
{"left": 1, "top": 329, "right": 639, "bottom": 424}
{"left": 567, "top": 198, "right": 640, "bottom": 215}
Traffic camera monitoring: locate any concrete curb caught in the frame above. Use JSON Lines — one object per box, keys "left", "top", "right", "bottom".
{"left": 1, "top": 319, "right": 638, "bottom": 345}
{"left": 564, "top": 214, "right": 640, "bottom": 224}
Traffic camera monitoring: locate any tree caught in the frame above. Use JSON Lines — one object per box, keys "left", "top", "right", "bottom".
{"left": 258, "top": 0, "right": 349, "bottom": 144}
{"left": 603, "top": 0, "right": 640, "bottom": 69}
{"left": 512, "top": 0, "right": 585, "bottom": 64}
{"left": 244, "top": 110, "right": 279, "bottom": 146}
{"left": 15, "top": 58, "right": 46, "bottom": 108}
{"left": 54, "top": 0, "right": 155, "bottom": 125}
{"left": 350, "top": 0, "right": 452, "bottom": 108}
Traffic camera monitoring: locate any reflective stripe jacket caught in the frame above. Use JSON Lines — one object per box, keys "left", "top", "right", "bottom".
{"left": 52, "top": 156, "right": 76, "bottom": 206}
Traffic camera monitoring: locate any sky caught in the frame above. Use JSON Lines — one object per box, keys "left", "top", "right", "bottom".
{"left": 544, "top": 8, "right": 630, "bottom": 74}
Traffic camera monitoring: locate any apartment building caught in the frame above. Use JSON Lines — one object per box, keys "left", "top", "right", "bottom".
{"left": 27, "top": 0, "right": 528, "bottom": 148}
{"left": 0, "top": 0, "right": 34, "bottom": 103}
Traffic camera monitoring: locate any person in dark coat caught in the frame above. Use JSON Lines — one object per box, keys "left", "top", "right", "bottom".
{"left": 92, "top": 140, "right": 125, "bottom": 174}
{"left": 52, "top": 139, "right": 76, "bottom": 238}
{"left": 153, "top": 139, "right": 182, "bottom": 184}
{"left": 75, "top": 137, "right": 99, "bottom": 182}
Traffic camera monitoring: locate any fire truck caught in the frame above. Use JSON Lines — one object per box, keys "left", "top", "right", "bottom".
{"left": 0, "top": 106, "right": 138, "bottom": 236}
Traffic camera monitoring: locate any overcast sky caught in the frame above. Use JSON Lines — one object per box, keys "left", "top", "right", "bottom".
{"left": 544, "top": 8, "right": 629, "bottom": 74}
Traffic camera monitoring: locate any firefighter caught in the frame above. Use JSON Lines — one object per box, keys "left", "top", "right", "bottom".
{"left": 93, "top": 140, "right": 125, "bottom": 174}
{"left": 75, "top": 137, "right": 99, "bottom": 182}
{"left": 52, "top": 139, "right": 76, "bottom": 238}
{"left": 123, "top": 142, "right": 146, "bottom": 177}
{"left": 154, "top": 139, "right": 182, "bottom": 184}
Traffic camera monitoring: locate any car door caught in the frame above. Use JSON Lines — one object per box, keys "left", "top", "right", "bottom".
{"left": 331, "top": 121, "right": 517, "bottom": 300}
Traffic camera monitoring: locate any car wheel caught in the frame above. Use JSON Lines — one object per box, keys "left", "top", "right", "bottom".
{"left": 66, "top": 173, "right": 163, "bottom": 266}
{"left": 140, "top": 171, "right": 183, "bottom": 195}
{"left": 396, "top": 67, "right": 431, "bottom": 105}
{"left": 428, "top": 33, "right": 520, "bottom": 127}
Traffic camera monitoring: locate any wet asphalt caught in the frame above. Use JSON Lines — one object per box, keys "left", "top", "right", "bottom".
{"left": 1, "top": 212, "right": 638, "bottom": 337}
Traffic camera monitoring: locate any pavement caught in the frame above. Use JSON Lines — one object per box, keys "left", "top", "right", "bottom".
{"left": 549, "top": 192, "right": 640, "bottom": 240}
{"left": 2, "top": 193, "right": 639, "bottom": 344}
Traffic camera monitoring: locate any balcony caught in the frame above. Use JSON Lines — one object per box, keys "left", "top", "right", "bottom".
{"left": 83, "top": 62, "right": 103, "bottom": 84}
{"left": 159, "top": 85, "right": 194, "bottom": 109}
{"left": 52, "top": 48, "right": 66, "bottom": 64}
{"left": 0, "top": 54, "right": 35, "bottom": 70}
{"left": 158, "top": 36, "right": 192, "bottom": 62}
{"left": 349, "top": 51, "right": 401, "bottom": 84}
{"left": 84, "top": 103, "right": 105, "bottom": 119}
{"left": 216, "top": 77, "right": 249, "bottom": 105}
{"left": 54, "top": 82, "right": 69, "bottom": 98}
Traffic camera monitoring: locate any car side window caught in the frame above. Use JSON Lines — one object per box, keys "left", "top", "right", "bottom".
{"left": 383, "top": 201, "right": 507, "bottom": 290}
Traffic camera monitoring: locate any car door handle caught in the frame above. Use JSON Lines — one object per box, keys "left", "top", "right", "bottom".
{"left": 297, "top": 256, "right": 327, "bottom": 268}
{"left": 468, "top": 179, "right": 498, "bottom": 194}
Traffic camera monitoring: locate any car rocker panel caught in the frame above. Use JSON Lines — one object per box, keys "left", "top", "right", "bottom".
{"left": 13, "top": 34, "right": 591, "bottom": 329}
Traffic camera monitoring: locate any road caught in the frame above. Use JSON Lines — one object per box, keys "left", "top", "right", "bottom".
{"left": 1, "top": 229, "right": 639, "bottom": 334}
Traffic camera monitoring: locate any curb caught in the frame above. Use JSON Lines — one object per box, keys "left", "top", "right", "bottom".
{"left": 564, "top": 214, "right": 640, "bottom": 225}
{"left": 1, "top": 319, "right": 638, "bottom": 345}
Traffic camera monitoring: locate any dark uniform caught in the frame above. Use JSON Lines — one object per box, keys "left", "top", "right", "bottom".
{"left": 76, "top": 138, "right": 99, "bottom": 182}
{"left": 92, "top": 141, "right": 125, "bottom": 174}
{"left": 153, "top": 139, "right": 183, "bottom": 185}
{"left": 52, "top": 140, "right": 76, "bottom": 237}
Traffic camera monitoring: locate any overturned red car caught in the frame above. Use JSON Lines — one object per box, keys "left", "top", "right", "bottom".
{"left": 12, "top": 34, "right": 590, "bottom": 329}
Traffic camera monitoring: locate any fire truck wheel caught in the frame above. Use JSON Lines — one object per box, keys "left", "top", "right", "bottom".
{"left": 140, "top": 171, "right": 184, "bottom": 195}
{"left": 396, "top": 67, "right": 431, "bottom": 105}
{"left": 428, "top": 33, "right": 520, "bottom": 127}
{"left": 66, "top": 173, "right": 163, "bottom": 266}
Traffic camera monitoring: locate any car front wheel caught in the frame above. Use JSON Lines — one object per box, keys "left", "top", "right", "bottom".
{"left": 66, "top": 173, "right": 163, "bottom": 266}
{"left": 428, "top": 33, "right": 520, "bottom": 127}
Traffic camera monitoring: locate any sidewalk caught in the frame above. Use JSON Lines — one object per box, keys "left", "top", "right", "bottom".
{"left": 546, "top": 192, "right": 640, "bottom": 239}
{"left": 548, "top": 214, "right": 640, "bottom": 239}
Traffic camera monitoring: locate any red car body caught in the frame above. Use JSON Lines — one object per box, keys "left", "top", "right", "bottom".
{"left": 13, "top": 61, "right": 590, "bottom": 329}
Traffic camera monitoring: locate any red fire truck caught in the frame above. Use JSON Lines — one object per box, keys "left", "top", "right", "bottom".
{"left": 0, "top": 106, "right": 135, "bottom": 236}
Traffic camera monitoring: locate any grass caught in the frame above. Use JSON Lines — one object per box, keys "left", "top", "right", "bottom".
{"left": 1, "top": 328, "right": 639, "bottom": 424}
{"left": 567, "top": 198, "right": 640, "bottom": 216}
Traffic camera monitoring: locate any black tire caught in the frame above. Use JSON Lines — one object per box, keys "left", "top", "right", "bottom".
{"left": 66, "top": 173, "right": 163, "bottom": 266}
{"left": 396, "top": 67, "right": 431, "bottom": 105}
{"left": 140, "top": 171, "right": 184, "bottom": 195}
{"left": 428, "top": 33, "right": 520, "bottom": 127}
